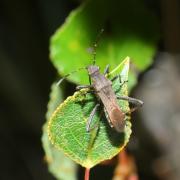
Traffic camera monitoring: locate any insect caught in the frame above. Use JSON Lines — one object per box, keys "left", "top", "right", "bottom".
{"left": 57, "top": 29, "right": 143, "bottom": 132}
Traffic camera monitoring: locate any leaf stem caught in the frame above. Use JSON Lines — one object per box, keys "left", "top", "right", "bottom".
{"left": 84, "top": 168, "right": 90, "bottom": 180}
{"left": 119, "top": 148, "right": 128, "bottom": 164}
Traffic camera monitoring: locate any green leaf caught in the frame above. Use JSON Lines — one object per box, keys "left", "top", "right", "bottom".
{"left": 46, "top": 83, "right": 64, "bottom": 120}
{"left": 42, "top": 124, "right": 77, "bottom": 180}
{"left": 48, "top": 58, "right": 132, "bottom": 168}
{"left": 50, "top": 0, "right": 159, "bottom": 88}
{"left": 42, "top": 83, "right": 77, "bottom": 180}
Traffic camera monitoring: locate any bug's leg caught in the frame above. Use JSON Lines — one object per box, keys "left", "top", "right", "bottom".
{"left": 116, "top": 96, "right": 144, "bottom": 106}
{"left": 86, "top": 103, "right": 100, "bottom": 132}
{"left": 116, "top": 95, "right": 144, "bottom": 112}
{"left": 111, "top": 75, "right": 128, "bottom": 92}
{"left": 111, "top": 74, "right": 126, "bottom": 84}
{"left": 111, "top": 75, "right": 118, "bottom": 82}
{"left": 89, "top": 75, "right": 92, "bottom": 85}
{"left": 77, "top": 86, "right": 97, "bottom": 100}
{"left": 118, "top": 74, "right": 122, "bottom": 84}
{"left": 76, "top": 85, "right": 93, "bottom": 90}
{"left": 76, "top": 85, "right": 94, "bottom": 99}
{"left": 118, "top": 74, "right": 129, "bottom": 86}
{"left": 104, "top": 64, "right": 110, "bottom": 75}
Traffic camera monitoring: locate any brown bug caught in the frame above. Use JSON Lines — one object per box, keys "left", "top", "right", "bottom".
{"left": 83, "top": 64, "right": 126, "bottom": 132}
{"left": 57, "top": 29, "right": 143, "bottom": 132}
{"left": 76, "top": 63, "right": 143, "bottom": 132}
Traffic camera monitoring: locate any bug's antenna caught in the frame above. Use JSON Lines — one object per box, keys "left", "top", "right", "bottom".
{"left": 92, "top": 28, "right": 104, "bottom": 65}
{"left": 56, "top": 67, "right": 86, "bottom": 86}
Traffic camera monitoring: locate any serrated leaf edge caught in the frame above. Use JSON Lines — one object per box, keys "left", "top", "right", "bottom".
{"left": 48, "top": 88, "right": 132, "bottom": 168}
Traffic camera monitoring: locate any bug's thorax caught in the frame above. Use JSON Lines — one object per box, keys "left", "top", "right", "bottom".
{"left": 87, "top": 65, "right": 112, "bottom": 91}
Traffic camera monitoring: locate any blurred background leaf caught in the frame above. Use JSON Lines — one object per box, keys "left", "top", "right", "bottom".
{"left": 50, "top": 0, "right": 159, "bottom": 89}
{"left": 42, "top": 83, "right": 78, "bottom": 180}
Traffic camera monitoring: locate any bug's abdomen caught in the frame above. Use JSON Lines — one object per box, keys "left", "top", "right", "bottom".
{"left": 98, "top": 90, "right": 126, "bottom": 132}
{"left": 109, "top": 106, "right": 125, "bottom": 132}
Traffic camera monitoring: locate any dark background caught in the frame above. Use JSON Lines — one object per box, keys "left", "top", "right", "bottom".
{"left": 0, "top": 0, "right": 180, "bottom": 180}
{"left": 0, "top": 0, "right": 78, "bottom": 179}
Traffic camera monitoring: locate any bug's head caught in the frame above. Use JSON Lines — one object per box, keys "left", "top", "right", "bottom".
{"left": 87, "top": 65, "right": 100, "bottom": 76}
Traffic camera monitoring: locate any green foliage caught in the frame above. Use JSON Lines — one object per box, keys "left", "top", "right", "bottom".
{"left": 45, "top": 0, "right": 160, "bottom": 177}
{"left": 50, "top": 0, "right": 159, "bottom": 88}
{"left": 42, "top": 125, "right": 77, "bottom": 180}
{"left": 42, "top": 83, "right": 77, "bottom": 180}
{"left": 45, "top": 83, "right": 64, "bottom": 120}
{"left": 48, "top": 58, "right": 131, "bottom": 168}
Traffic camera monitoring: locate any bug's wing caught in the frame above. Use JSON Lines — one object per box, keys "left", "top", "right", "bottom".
{"left": 104, "top": 104, "right": 125, "bottom": 133}
{"left": 110, "top": 106, "right": 125, "bottom": 132}
{"left": 97, "top": 85, "right": 126, "bottom": 132}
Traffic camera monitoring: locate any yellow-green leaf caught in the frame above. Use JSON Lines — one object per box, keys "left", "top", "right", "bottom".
{"left": 42, "top": 83, "right": 77, "bottom": 180}
{"left": 48, "top": 58, "right": 132, "bottom": 168}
